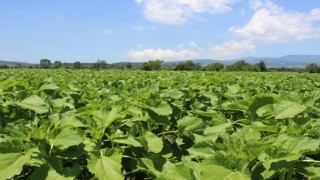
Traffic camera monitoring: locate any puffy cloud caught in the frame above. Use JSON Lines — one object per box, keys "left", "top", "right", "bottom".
{"left": 210, "top": 40, "right": 255, "bottom": 59}
{"left": 128, "top": 48, "right": 201, "bottom": 61}
{"left": 230, "top": 0, "right": 320, "bottom": 43}
{"left": 128, "top": 40, "right": 256, "bottom": 61}
{"left": 135, "top": 0, "right": 241, "bottom": 25}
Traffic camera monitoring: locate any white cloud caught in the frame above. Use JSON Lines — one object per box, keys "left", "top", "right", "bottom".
{"left": 128, "top": 48, "right": 201, "bottom": 61}
{"left": 210, "top": 40, "right": 255, "bottom": 59}
{"left": 230, "top": 0, "right": 320, "bottom": 43}
{"left": 128, "top": 40, "right": 256, "bottom": 61}
{"left": 135, "top": 0, "right": 241, "bottom": 25}
{"left": 103, "top": 29, "right": 113, "bottom": 35}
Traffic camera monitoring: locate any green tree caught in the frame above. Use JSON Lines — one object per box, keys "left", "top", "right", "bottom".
{"left": 174, "top": 60, "right": 200, "bottom": 71}
{"left": 306, "top": 63, "right": 319, "bottom": 73}
{"left": 204, "top": 62, "right": 224, "bottom": 71}
{"left": 141, "top": 60, "right": 163, "bottom": 71}
{"left": 73, "top": 61, "right": 82, "bottom": 69}
{"left": 14, "top": 63, "right": 24, "bottom": 68}
{"left": 226, "top": 60, "right": 252, "bottom": 71}
{"left": 40, "top": 59, "right": 51, "bottom": 69}
{"left": 93, "top": 60, "right": 107, "bottom": 70}
{"left": 256, "top": 61, "right": 267, "bottom": 72}
{"left": 53, "top": 61, "right": 62, "bottom": 69}
{"left": 126, "top": 63, "right": 132, "bottom": 69}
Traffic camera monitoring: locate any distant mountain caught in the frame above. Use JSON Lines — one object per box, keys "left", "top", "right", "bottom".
{"left": 162, "top": 55, "right": 320, "bottom": 67}
{"left": 0, "top": 60, "right": 33, "bottom": 66}
{"left": 2, "top": 55, "right": 320, "bottom": 68}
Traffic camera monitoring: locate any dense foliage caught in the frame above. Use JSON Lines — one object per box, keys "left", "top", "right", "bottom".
{"left": 1, "top": 70, "right": 320, "bottom": 179}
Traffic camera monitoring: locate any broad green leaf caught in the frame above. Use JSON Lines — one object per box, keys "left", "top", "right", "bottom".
{"left": 52, "top": 98, "right": 74, "bottom": 109}
{"left": 162, "top": 89, "right": 184, "bottom": 99}
{"left": 305, "top": 166, "right": 320, "bottom": 180}
{"left": 188, "top": 142, "right": 216, "bottom": 158}
{"left": 16, "top": 95, "right": 49, "bottom": 114}
{"left": 105, "top": 106, "right": 119, "bottom": 126}
{"left": 177, "top": 117, "right": 202, "bottom": 136}
{"left": 249, "top": 95, "right": 274, "bottom": 119}
{"left": 150, "top": 103, "right": 172, "bottom": 116}
{"left": 50, "top": 129, "right": 82, "bottom": 149}
{"left": 112, "top": 136, "right": 142, "bottom": 147}
{"left": 204, "top": 122, "right": 232, "bottom": 142}
{"left": 274, "top": 100, "right": 306, "bottom": 119}
{"left": 0, "top": 148, "right": 37, "bottom": 180}
{"left": 228, "top": 84, "right": 240, "bottom": 94}
{"left": 158, "top": 162, "right": 194, "bottom": 180}
{"left": 140, "top": 155, "right": 166, "bottom": 176}
{"left": 50, "top": 112, "right": 85, "bottom": 128}
{"left": 92, "top": 106, "right": 121, "bottom": 126}
{"left": 273, "top": 134, "right": 320, "bottom": 153}
{"left": 202, "top": 92, "right": 219, "bottom": 105}
{"left": 138, "top": 132, "right": 163, "bottom": 153}
{"left": 201, "top": 165, "right": 250, "bottom": 180}
{"left": 88, "top": 151, "right": 123, "bottom": 180}
{"left": 38, "top": 83, "right": 59, "bottom": 91}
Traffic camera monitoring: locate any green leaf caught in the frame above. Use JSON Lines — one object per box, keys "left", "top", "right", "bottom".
{"left": 274, "top": 100, "right": 306, "bottom": 119}
{"left": 162, "top": 89, "right": 184, "bottom": 99}
{"left": 203, "top": 122, "right": 232, "bottom": 142}
{"left": 158, "top": 162, "right": 194, "bottom": 180}
{"left": 202, "top": 92, "right": 219, "bottom": 105}
{"left": 105, "top": 106, "right": 120, "bottom": 126}
{"left": 88, "top": 151, "right": 124, "bottom": 180}
{"left": 228, "top": 84, "right": 240, "bottom": 94}
{"left": 249, "top": 95, "right": 274, "bottom": 119}
{"left": 139, "top": 154, "right": 166, "bottom": 176}
{"left": 16, "top": 95, "right": 49, "bottom": 114}
{"left": 50, "top": 129, "right": 82, "bottom": 149}
{"left": 201, "top": 165, "right": 250, "bottom": 180}
{"left": 273, "top": 134, "right": 320, "bottom": 153}
{"left": 177, "top": 117, "right": 202, "bottom": 136}
{"left": 38, "top": 83, "right": 59, "bottom": 91}
{"left": 305, "top": 166, "right": 320, "bottom": 180}
{"left": 112, "top": 136, "right": 142, "bottom": 147}
{"left": 150, "top": 103, "right": 172, "bottom": 116}
{"left": 138, "top": 132, "right": 163, "bottom": 153}
{"left": 0, "top": 148, "right": 37, "bottom": 180}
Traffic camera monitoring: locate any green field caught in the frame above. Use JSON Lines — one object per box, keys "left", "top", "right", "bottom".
{"left": 1, "top": 69, "right": 320, "bottom": 179}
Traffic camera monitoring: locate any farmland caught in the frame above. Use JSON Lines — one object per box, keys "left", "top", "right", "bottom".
{"left": 0, "top": 69, "right": 320, "bottom": 179}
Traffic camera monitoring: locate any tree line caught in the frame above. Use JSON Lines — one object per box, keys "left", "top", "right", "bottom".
{"left": 141, "top": 60, "right": 267, "bottom": 72}
{"left": 1, "top": 59, "right": 319, "bottom": 73}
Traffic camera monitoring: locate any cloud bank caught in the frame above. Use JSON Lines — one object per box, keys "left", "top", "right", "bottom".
{"left": 135, "top": 0, "right": 241, "bottom": 24}
{"left": 230, "top": 0, "right": 320, "bottom": 43}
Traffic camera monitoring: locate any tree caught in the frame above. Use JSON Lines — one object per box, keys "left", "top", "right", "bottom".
{"left": 226, "top": 60, "right": 252, "bottom": 71}
{"left": 40, "top": 59, "right": 51, "bottom": 69}
{"left": 256, "top": 61, "right": 267, "bottom": 72}
{"left": 141, "top": 60, "right": 163, "bottom": 71}
{"left": 306, "top": 63, "right": 319, "bottom": 73}
{"left": 173, "top": 60, "right": 200, "bottom": 71}
{"left": 73, "top": 61, "right": 82, "bottom": 69}
{"left": 204, "top": 63, "right": 224, "bottom": 71}
{"left": 14, "top": 63, "right": 24, "bottom": 68}
{"left": 0, "top": 65, "right": 9, "bottom": 69}
{"left": 53, "top": 61, "right": 62, "bottom": 69}
{"left": 93, "top": 60, "right": 107, "bottom": 70}
{"left": 126, "top": 63, "right": 132, "bottom": 69}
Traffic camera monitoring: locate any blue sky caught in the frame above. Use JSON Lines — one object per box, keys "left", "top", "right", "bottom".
{"left": 0, "top": 0, "right": 320, "bottom": 63}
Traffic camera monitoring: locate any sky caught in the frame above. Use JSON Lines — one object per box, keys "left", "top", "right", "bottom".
{"left": 0, "top": 0, "right": 320, "bottom": 63}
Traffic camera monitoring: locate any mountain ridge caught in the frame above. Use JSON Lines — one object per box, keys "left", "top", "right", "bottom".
{"left": 1, "top": 55, "right": 320, "bottom": 67}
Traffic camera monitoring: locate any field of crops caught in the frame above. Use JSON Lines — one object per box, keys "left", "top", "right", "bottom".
{"left": 0, "top": 69, "right": 320, "bottom": 179}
